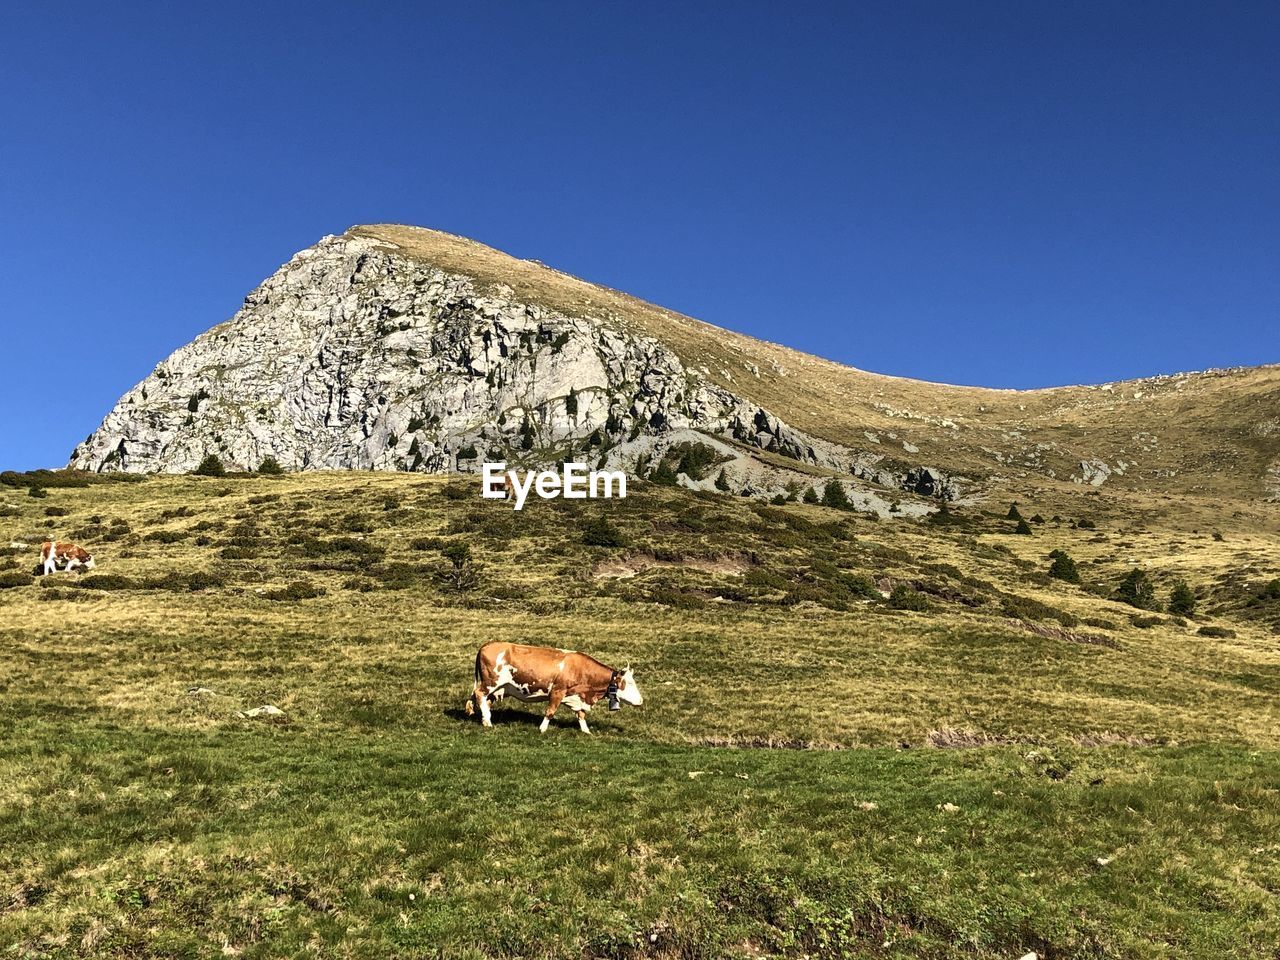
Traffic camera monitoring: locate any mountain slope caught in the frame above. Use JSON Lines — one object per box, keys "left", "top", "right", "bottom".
{"left": 71, "top": 224, "right": 1280, "bottom": 503}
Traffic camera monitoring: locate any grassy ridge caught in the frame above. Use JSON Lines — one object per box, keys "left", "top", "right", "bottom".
{"left": 2, "top": 473, "right": 1279, "bottom": 956}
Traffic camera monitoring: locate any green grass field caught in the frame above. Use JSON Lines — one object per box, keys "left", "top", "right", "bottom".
{"left": 2, "top": 472, "right": 1279, "bottom": 957}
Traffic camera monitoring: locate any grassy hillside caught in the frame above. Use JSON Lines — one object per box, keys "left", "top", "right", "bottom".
{"left": 2, "top": 471, "right": 1279, "bottom": 957}
{"left": 349, "top": 224, "right": 1280, "bottom": 500}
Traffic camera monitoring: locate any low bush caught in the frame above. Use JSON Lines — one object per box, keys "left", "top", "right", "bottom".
{"left": 44, "top": 506, "right": 68, "bottom": 517}
{"left": 1048, "top": 553, "right": 1081, "bottom": 583}
{"left": 0, "top": 571, "right": 33, "bottom": 589}
{"left": 1198, "top": 625, "right": 1236, "bottom": 639}
{"left": 28, "top": 487, "right": 47, "bottom": 499}
{"left": 192, "top": 455, "right": 225, "bottom": 477}
{"left": 583, "top": 516, "right": 626, "bottom": 547}
{"left": 888, "top": 584, "right": 930, "bottom": 611}
{"left": 410, "top": 536, "right": 448, "bottom": 551}
{"left": 257, "top": 457, "right": 284, "bottom": 475}
{"left": 0, "top": 469, "right": 143, "bottom": 489}
{"left": 337, "top": 512, "right": 374, "bottom": 534}
{"left": 144, "top": 530, "right": 186, "bottom": 544}
{"left": 263, "top": 581, "right": 326, "bottom": 601}
{"left": 71, "top": 575, "right": 140, "bottom": 591}
{"left": 1130, "top": 615, "right": 1165, "bottom": 629}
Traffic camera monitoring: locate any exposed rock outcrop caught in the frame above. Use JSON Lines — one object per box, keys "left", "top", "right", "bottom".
{"left": 70, "top": 231, "right": 960, "bottom": 508}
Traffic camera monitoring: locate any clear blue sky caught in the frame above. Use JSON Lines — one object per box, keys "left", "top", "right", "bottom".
{"left": 2, "top": 2, "right": 1277, "bottom": 470}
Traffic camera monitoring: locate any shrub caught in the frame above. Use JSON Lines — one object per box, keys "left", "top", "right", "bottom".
{"left": 220, "top": 546, "right": 259, "bottom": 560}
{"left": 670, "top": 442, "right": 722, "bottom": 481}
{"left": 338, "top": 512, "right": 374, "bottom": 534}
{"left": 1014, "top": 518, "right": 1033, "bottom": 535}
{"left": 519, "top": 419, "right": 535, "bottom": 451}
{"left": 457, "top": 444, "right": 479, "bottom": 461}
{"left": 565, "top": 389, "right": 578, "bottom": 416}
{"left": 193, "top": 455, "right": 225, "bottom": 477}
{"left": 264, "top": 581, "right": 326, "bottom": 601}
{"left": 802, "top": 487, "right": 820, "bottom": 505}
{"left": 28, "top": 487, "right": 47, "bottom": 499}
{"left": 714, "top": 469, "right": 731, "bottom": 492}
{"left": 888, "top": 584, "right": 930, "bottom": 611}
{"left": 257, "top": 457, "right": 284, "bottom": 475}
{"left": 1114, "top": 568, "right": 1161, "bottom": 611}
{"left": 1168, "top": 580, "right": 1197, "bottom": 616}
{"left": 410, "top": 536, "right": 448, "bottom": 551}
{"left": 1212, "top": 531, "right": 1225, "bottom": 542}
{"left": 1030, "top": 514, "right": 1045, "bottom": 524}
{"left": 407, "top": 416, "right": 426, "bottom": 433}
{"left": 582, "top": 516, "right": 626, "bottom": 548}
{"left": 144, "top": 530, "right": 186, "bottom": 544}
{"left": 0, "top": 571, "right": 33, "bottom": 589}
{"left": 1260, "top": 579, "right": 1280, "bottom": 601}
{"left": 1197, "top": 625, "right": 1236, "bottom": 638}
{"left": 1131, "top": 615, "right": 1165, "bottom": 629}
{"left": 1048, "top": 553, "right": 1081, "bottom": 583}
{"left": 440, "top": 542, "right": 480, "bottom": 591}
{"left": 1075, "top": 518, "right": 1097, "bottom": 530}
{"left": 1006, "top": 503, "right": 1022, "bottom": 520}
{"left": 72, "top": 575, "right": 140, "bottom": 591}
{"left": 821, "top": 481, "right": 851, "bottom": 511}
{"left": 1, "top": 470, "right": 143, "bottom": 489}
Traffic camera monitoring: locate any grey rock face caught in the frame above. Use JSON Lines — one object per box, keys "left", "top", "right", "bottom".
{"left": 70, "top": 233, "right": 958, "bottom": 506}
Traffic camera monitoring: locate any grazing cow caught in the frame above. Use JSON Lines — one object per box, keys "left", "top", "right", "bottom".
{"left": 466, "top": 641, "right": 643, "bottom": 734}
{"left": 40, "top": 540, "right": 95, "bottom": 575}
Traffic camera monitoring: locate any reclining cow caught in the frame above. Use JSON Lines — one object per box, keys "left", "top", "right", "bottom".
{"left": 40, "top": 540, "right": 96, "bottom": 575}
{"left": 466, "top": 641, "right": 643, "bottom": 733}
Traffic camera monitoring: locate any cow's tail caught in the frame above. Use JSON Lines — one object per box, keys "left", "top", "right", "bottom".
{"left": 464, "top": 648, "right": 484, "bottom": 715}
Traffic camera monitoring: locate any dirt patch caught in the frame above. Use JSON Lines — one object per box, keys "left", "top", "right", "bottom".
{"left": 592, "top": 551, "right": 756, "bottom": 580}
{"left": 1008, "top": 618, "right": 1120, "bottom": 649}
{"left": 690, "top": 735, "right": 846, "bottom": 751}
{"left": 925, "top": 726, "right": 1020, "bottom": 748}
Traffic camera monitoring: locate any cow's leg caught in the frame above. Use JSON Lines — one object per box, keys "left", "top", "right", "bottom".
{"left": 41, "top": 552, "right": 56, "bottom": 576}
{"left": 575, "top": 710, "right": 591, "bottom": 734}
{"left": 539, "top": 690, "right": 565, "bottom": 734}
{"left": 66, "top": 557, "right": 81, "bottom": 573}
{"left": 473, "top": 687, "right": 493, "bottom": 727}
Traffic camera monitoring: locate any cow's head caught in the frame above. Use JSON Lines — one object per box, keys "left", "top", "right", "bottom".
{"left": 83, "top": 555, "right": 96, "bottom": 570}
{"left": 615, "top": 667, "right": 643, "bottom": 707}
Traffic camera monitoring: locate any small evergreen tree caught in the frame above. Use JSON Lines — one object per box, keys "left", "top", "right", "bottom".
{"left": 565, "top": 389, "right": 578, "bottom": 416}
{"left": 1048, "top": 552, "right": 1081, "bottom": 583}
{"left": 1115, "top": 568, "right": 1161, "bottom": 611}
{"left": 519, "top": 419, "right": 535, "bottom": 451}
{"left": 650, "top": 461, "right": 679, "bottom": 486}
{"left": 1014, "top": 518, "right": 1033, "bottom": 535}
{"left": 802, "top": 487, "right": 820, "bottom": 504}
{"left": 193, "top": 455, "right": 225, "bottom": 477}
{"left": 714, "top": 469, "right": 731, "bottom": 492}
{"left": 822, "top": 481, "right": 851, "bottom": 510}
{"left": 1169, "top": 580, "right": 1197, "bottom": 616}
{"left": 1007, "top": 502, "right": 1022, "bottom": 520}
{"left": 257, "top": 456, "right": 283, "bottom": 475}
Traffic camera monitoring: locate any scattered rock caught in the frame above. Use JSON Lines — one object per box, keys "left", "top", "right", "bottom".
{"left": 238, "top": 704, "right": 285, "bottom": 719}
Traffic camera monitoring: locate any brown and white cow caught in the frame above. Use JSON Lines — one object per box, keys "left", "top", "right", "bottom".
{"left": 40, "top": 540, "right": 95, "bottom": 575}
{"left": 466, "top": 641, "right": 643, "bottom": 734}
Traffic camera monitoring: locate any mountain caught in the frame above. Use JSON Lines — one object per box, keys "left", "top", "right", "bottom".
{"left": 70, "top": 224, "right": 1280, "bottom": 508}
